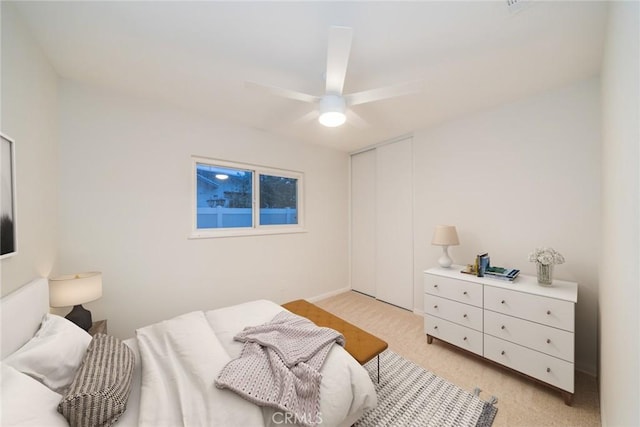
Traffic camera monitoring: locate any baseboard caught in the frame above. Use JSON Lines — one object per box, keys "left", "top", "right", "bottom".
{"left": 307, "top": 286, "right": 351, "bottom": 303}
{"left": 413, "top": 308, "right": 424, "bottom": 316}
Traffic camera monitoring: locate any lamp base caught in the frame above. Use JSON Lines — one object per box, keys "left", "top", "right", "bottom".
{"left": 65, "top": 305, "right": 93, "bottom": 331}
{"left": 438, "top": 246, "right": 453, "bottom": 268}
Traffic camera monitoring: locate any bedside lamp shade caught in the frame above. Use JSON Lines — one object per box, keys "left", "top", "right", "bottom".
{"left": 431, "top": 225, "right": 460, "bottom": 268}
{"left": 49, "top": 272, "right": 102, "bottom": 331}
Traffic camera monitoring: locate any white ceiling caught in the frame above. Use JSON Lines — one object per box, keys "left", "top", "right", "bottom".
{"left": 13, "top": 1, "right": 608, "bottom": 152}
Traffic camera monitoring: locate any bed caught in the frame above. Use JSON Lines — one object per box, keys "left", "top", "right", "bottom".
{"left": 0, "top": 278, "right": 377, "bottom": 427}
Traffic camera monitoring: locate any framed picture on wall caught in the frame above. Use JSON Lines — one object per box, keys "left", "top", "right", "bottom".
{"left": 1, "top": 133, "right": 17, "bottom": 259}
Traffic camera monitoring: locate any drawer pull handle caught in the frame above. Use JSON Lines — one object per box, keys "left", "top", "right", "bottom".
{"left": 463, "top": 291, "right": 468, "bottom": 295}
{"left": 434, "top": 305, "right": 438, "bottom": 309}
{"left": 463, "top": 337, "right": 467, "bottom": 341}
{"left": 501, "top": 300, "right": 506, "bottom": 304}
{"left": 546, "top": 339, "right": 551, "bottom": 344}
{"left": 434, "top": 326, "right": 438, "bottom": 330}
{"left": 434, "top": 284, "right": 438, "bottom": 288}
{"left": 501, "top": 351, "right": 505, "bottom": 355}
{"left": 546, "top": 367, "right": 551, "bottom": 373}
{"left": 547, "top": 310, "right": 551, "bottom": 315}
{"left": 501, "top": 325, "right": 505, "bottom": 330}
{"left": 463, "top": 314, "right": 468, "bottom": 318}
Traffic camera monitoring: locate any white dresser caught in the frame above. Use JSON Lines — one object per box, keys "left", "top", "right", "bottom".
{"left": 424, "top": 266, "right": 578, "bottom": 405}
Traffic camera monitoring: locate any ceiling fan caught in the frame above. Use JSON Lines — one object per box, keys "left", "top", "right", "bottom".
{"left": 246, "top": 26, "right": 423, "bottom": 128}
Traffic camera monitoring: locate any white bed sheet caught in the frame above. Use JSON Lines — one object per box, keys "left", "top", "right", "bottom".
{"left": 205, "top": 300, "right": 377, "bottom": 427}
{"left": 121, "top": 300, "right": 376, "bottom": 427}
{"left": 0, "top": 363, "right": 69, "bottom": 427}
{"left": 136, "top": 311, "right": 265, "bottom": 427}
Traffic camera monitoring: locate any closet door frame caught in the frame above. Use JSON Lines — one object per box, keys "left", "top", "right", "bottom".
{"left": 349, "top": 148, "right": 376, "bottom": 297}
{"left": 349, "top": 136, "right": 414, "bottom": 310}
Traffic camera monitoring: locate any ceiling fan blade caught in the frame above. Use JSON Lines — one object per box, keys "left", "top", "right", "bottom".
{"left": 292, "top": 109, "right": 320, "bottom": 126}
{"left": 345, "top": 80, "right": 424, "bottom": 106}
{"left": 245, "top": 81, "right": 319, "bottom": 104}
{"left": 325, "top": 26, "right": 353, "bottom": 95}
{"left": 346, "top": 109, "right": 369, "bottom": 129}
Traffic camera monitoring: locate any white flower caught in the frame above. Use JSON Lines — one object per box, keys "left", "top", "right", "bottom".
{"left": 528, "top": 247, "right": 565, "bottom": 265}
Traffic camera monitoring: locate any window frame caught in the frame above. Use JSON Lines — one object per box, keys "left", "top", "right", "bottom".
{"left": 190, "top": 156, "right": 305, "bottom": 238}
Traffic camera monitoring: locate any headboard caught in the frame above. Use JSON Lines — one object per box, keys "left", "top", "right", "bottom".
{"left": 1, "top": 278, "right": 49, "bottom": 359}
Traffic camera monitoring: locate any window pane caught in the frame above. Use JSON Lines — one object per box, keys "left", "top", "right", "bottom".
{"left": 196, "top": 163, "right": 253, "bottom": 229}
{"left": 259, "top": 174, "right": 298, "bottom": 225}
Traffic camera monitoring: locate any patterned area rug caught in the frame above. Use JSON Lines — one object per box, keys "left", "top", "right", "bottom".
{"left": 355, "top": 350, "right": 498, "bottom": 427}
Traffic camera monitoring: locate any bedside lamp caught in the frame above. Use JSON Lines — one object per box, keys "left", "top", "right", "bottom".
{"left": 431, "top": 225, "right": 460, "bottom": 268}
{"left": 49, "top": 272, "right": 102, "bottom": 331}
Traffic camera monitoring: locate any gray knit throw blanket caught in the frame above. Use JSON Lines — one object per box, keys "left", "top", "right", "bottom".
{"left": 215, "top": 311, "right": 345, "bottom": 427}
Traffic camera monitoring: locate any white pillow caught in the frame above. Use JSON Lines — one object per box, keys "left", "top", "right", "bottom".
{"left": 0, "top": 362, "right": 69, "bottom": 426}
{"left": 3, "top": 313, "right": 92, "bottom": 393}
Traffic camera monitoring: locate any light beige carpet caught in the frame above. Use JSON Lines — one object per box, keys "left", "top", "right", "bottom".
{"left": 315, "top": 291, "right": 600, "bottom": 427}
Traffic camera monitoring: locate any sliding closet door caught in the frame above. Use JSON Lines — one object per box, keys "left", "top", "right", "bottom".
{"left": 375, "top": 138, "right": 413, "bottom": 310}
{"left": 350, "top": 149, "right": 376, "bottom": 297}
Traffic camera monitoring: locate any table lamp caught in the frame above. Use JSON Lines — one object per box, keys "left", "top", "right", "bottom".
{"left": 431, "top": 225, "right": 460, "bottom": 268}
{"left": 49, "top": 272, "right": 102, "bottom": 331}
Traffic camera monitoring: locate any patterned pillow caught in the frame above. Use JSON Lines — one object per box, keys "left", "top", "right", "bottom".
{"left": 58, "top": 334, "right": 135, "bottom": 427}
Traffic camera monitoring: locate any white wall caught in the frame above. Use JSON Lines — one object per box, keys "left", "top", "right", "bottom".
{"left": 56, "top": 81, "right": 350, "bottom": 339}
{"left": 413, "top": 78, "right": 601, "bottom": 375}
{"left": 0, "top": 3, "right": 58, "bottom": 293}
{"left": 599, "top": 2, "right": 639, "bottom": 426}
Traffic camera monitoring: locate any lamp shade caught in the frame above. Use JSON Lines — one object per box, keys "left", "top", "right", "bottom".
{"left": 49, "top": 272, "right": 102, "bottom": 308}
{"left": 431, "top": 225, "right": 460, "bottom": 246}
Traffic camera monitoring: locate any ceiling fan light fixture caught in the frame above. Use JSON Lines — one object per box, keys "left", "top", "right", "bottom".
{"left": 319, "top": 111, "right": 346, "bottom": 127}
{"left": 318, "top": 95, "right": 346, "bottom": 127}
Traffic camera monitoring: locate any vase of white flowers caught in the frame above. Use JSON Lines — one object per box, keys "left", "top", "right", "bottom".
{"left": 528, "top": 247, "right": 565, "bottom": 286}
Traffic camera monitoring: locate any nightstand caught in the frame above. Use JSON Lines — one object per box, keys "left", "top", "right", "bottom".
{"left": 89, "top": 320, "right": 107, "bottom": 336}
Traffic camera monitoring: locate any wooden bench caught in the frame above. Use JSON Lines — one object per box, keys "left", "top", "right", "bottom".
{"left": 282, "top": 299, "right": 388, "bottom": 381}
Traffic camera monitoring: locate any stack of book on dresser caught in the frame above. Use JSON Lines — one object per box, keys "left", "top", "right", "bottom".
{"left": 484, "top": 266, "right": 520, "bottom": 281}
{"left": 461, "top": 253, "right": 520, "bottom": 281}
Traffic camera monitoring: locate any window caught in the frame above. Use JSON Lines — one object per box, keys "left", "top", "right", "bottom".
{"left": 260, "top": 174, "right": 298, "bottom": 225}
{"left": 192, "top": 157, "right": 304, "bottom": 237}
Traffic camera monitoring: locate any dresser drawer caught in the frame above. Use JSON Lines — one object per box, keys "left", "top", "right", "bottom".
{"left": 484, "top": 286, "right": 574, "bottom": 332}
{"left": 425, "top": 294, "right": 483, "bottom": 332}
{"left": 484, "top": 310, "right": 574, "bottom": 362}
{"left": 484, "top": 334, "right": 574, "bottom": 393}
{"left": 424, "top": 315, "right": 483, "bottom": 356}
{"left": 424, "top": 274, "right": 482, "bottom": 307}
